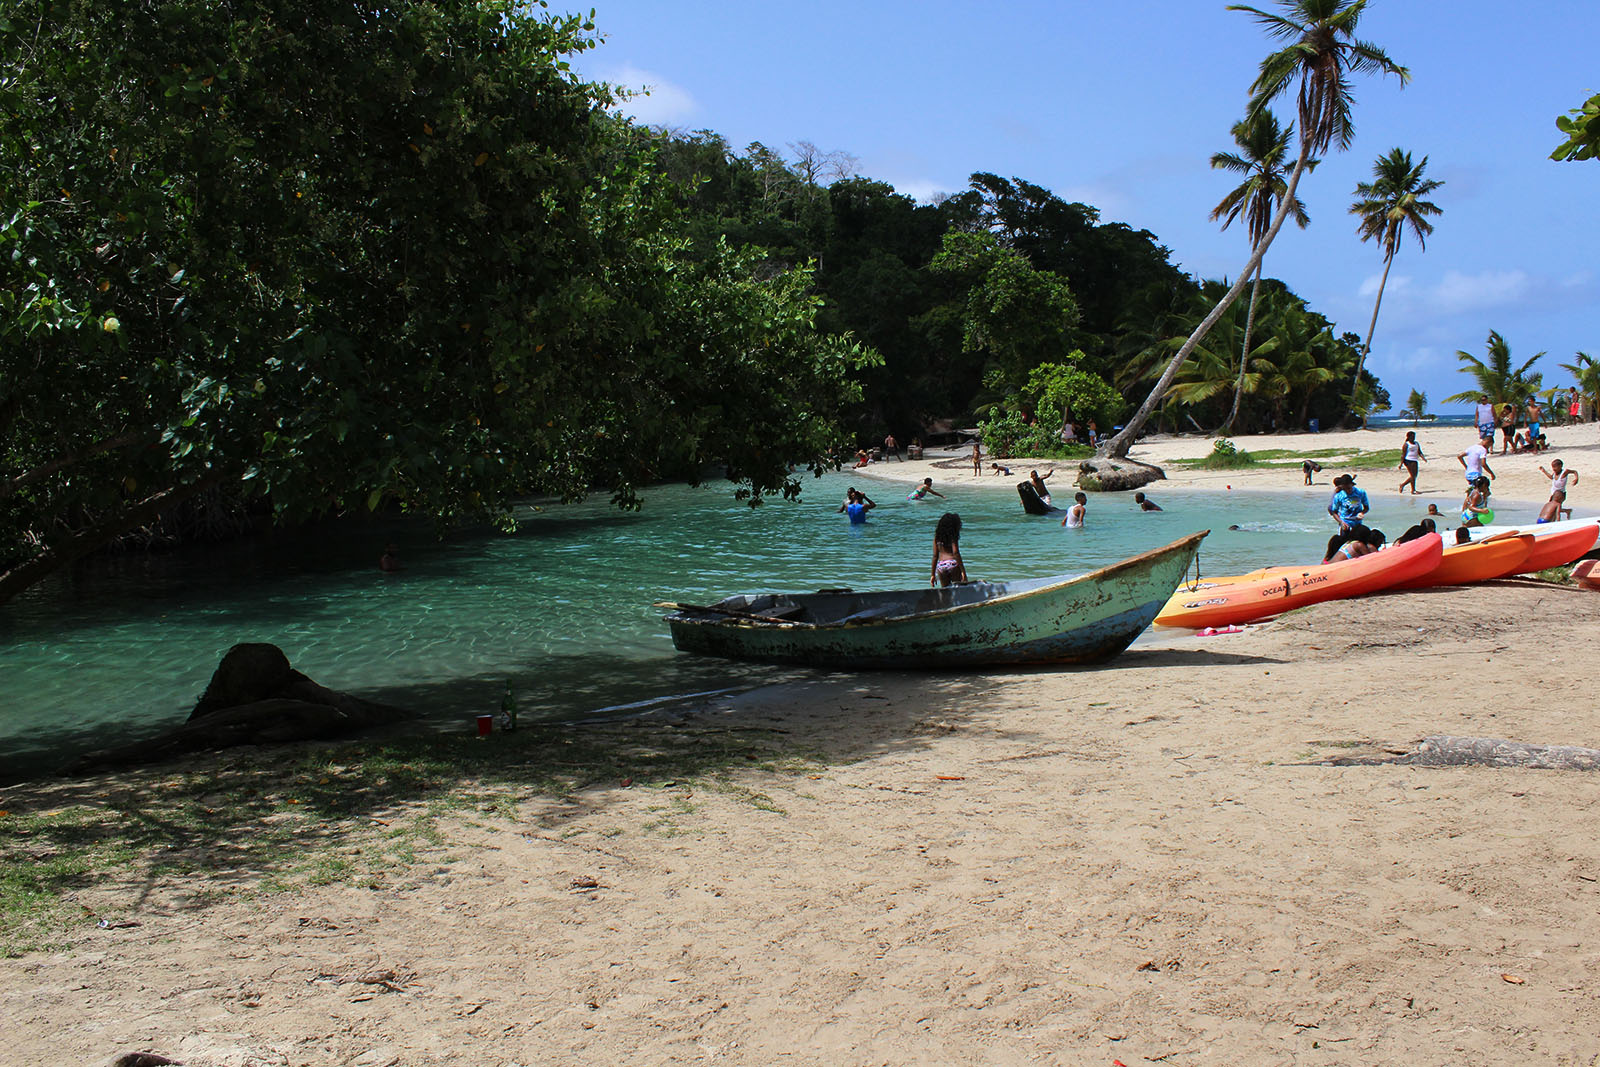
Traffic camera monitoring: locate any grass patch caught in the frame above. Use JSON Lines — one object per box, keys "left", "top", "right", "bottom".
{"left": 0, "top": 719, "right": 824, "bottom": 956}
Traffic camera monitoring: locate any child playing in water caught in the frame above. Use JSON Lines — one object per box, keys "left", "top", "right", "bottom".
{"left": 908, "top": 477, "right": 944, "bottom": 501}
{"left": 1060, "top": 492, "right": 1088, "bottom": 528}
{"left": 930, "top": 513, "right": 968, "bottom": 586}
{"left": 1460, "top": 476, "right": 1492, "bottom": 527}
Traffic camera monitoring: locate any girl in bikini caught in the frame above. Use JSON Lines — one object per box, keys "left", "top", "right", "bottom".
{"left": 930, "top": 512, "right": 968, "bottom": 586}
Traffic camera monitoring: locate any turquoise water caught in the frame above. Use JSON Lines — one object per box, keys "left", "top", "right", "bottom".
{"left": 0, "top": 470, "right": 1454, "bottom": 781}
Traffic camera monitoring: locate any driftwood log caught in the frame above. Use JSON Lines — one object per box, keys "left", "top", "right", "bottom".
{"left": 1076, "top": 457, "right": 1165, "bottom": 493}
{"left": 62, "top": 642, "right": 413, "bottom": 776}
{"left": 1404, "top": 735, "right": 1600, "bottom": 771}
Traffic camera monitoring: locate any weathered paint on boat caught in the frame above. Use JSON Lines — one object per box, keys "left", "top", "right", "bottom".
{"left": 665, "top": 531, "right": 1208, "bottom": 669}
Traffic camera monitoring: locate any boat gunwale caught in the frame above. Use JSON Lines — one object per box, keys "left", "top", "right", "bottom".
{"left": 669, "top": 530, "right": 1210, "bottom": 633}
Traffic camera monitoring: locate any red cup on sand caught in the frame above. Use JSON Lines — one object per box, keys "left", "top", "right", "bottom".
{"left": 476, "top": 714, "right": 493, "bottom": 737}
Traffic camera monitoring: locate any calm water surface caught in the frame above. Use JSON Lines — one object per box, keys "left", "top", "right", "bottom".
{"left": 0, "top": 469, "right": 1451, "bottom": 781}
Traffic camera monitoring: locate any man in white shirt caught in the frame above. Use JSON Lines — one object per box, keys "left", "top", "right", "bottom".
{"left": 1457, "top": 434, "right": 1496, "bottom": 487}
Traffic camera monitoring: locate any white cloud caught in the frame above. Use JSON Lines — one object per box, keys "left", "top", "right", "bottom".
{"left": 597, "top": 64, "right": 697, "bottom": 126}
{"left": 884, "top": 179, "right": 947, "bottom": 205}
{"left": 1428, "top": 270, "right": 1533, "bottom": 314}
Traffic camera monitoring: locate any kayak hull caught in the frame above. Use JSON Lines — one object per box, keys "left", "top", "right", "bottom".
{"left": 1392, "top": 534, "right": 1533, "bottom": 590}
{"left": 1155, "top": 533, "right": 1443, "bottom": 629}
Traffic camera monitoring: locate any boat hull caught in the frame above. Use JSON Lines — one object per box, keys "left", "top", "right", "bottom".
{"left": 666, "top": 532, "right": 1207, "bottom": 669}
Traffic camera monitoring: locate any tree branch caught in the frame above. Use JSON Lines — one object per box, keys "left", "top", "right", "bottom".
{"left": 0, "top": 471, "right": 229, "bottom": 606}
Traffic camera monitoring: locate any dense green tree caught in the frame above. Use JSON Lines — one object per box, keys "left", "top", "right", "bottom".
{"left": 1444, "top": 331, "right": 1545, "bottom": 406}
{"left": 1103, "top": 0, "right": 1408, "bottom": 459}
{"left": 1348, "top": 148, "right": 1443, "bottom": 406}
{"left": 927, "top": 231, "right": 1081, "bottom": 392}
{"left": 0, "top": 0, "right": 872, "bottom": 603}
{"left": 1209, "top": 110, "right": 1310, "bottom": 432}
{"left": 1551, "top": 94, "right": 1600, "bottom": 162}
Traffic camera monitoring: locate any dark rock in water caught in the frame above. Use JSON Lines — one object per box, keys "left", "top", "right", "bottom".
{"left": 190, "top": 642, "right": 293, "bottom": 720}
{"left": 1016, "top": 481, "right": 1058, "bottom": 515}
{"left": 1076, "top": 458, "right": 1165, "bottom": 493}
{"left": 64, "top": 643, "right": 414, "bottom": 776}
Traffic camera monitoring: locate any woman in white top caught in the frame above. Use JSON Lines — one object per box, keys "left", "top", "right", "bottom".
{"left": 1397, "top": 431, "right": 1425, "bottom": 494}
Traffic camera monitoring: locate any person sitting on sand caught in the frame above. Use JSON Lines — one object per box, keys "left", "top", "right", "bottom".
{"left": 1028, "top": 468, "right": 1054, "bottom": 505}
{"left": 1134, "top": 492, "right": 1162, "bottom": 512}
{"left": 930, "top": 512, "right": 968, "bottom": 586}
{"left": 1460, "top": 476, "right": 1492, "bottom": 528}
{"left": 854, "top": 449, "right": 871, "bottom": 468}
{"left": 909, "top": 477, "right": 945, "bottom": 501}
{"left": 1395, "top": 518, "right": 1436, "bottom": 545}
{"left": 1060, "top": 492, "right": 1088, "bottom": 529}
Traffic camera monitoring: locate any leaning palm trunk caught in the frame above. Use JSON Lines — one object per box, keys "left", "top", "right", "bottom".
{"left": 1101, "top": 144, "right": 1313, "bottom": 460}
{"left": 1222, "top": 262, "right": 1264, "bottom": 433}
{"left": 1348, "top": 249, "right": 1395, "bottom": 413}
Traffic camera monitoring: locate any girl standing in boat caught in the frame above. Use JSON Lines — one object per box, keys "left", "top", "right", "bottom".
{"left": 930, "top": 513, "right": 968, "bottom": 586}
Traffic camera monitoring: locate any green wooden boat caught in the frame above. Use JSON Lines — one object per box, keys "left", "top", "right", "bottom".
{"left": 663, "top": 531, "right": 1207, "bottom": 669}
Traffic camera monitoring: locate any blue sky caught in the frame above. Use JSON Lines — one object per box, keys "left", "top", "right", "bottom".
{"left": 574, "top": 0, "right": 1597, "bottom": 415}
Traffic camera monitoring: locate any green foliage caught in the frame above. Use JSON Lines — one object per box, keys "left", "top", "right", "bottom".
{"left": 1444, "top": 331, "right": 1545, "bottom": 406}
{"left": 1349, "top": 379, "right": 1391, "bottom": 427}
{"left": 930, "top": 231, "right": 1080, "bottom": 385}
{"left": 1190, "top": 438, "right": 1259, "bottom": 469}
{"left": 1551, "top": 93, "right": 1600, "bottom": 162}
{"left": 0, "top": 0, "right": 873, "bottom": 601}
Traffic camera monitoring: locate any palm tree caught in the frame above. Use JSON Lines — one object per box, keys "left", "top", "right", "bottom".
{"left": 1101, "top": 0, "right": 1408, "bottom": 459}
{"left": 1444, "top": 330, "right": 1545, "bottom": 406}
{"left": 1559, "top": 352, "right": 1599, "bottom": 420}
{"left": 1348, "top": 148, "right": 1443, "bottom": 408}
{"left": 1399, "top": 388, "right": 1428, "bottom": 425}
{"left": 1209, "top": 110, "right": 1312, "bottom": 433}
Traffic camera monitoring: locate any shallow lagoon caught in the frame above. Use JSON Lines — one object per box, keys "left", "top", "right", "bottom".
{"left": 0, "top": 470, "right": 1452, "bottom": 780}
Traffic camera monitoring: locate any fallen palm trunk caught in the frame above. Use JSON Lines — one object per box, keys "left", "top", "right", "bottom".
{"left": 1403, "top": 735, "right": 1600, "bottom": 771}
{"left": 1075, "top": 457, "right": 1165, "bottom": 493}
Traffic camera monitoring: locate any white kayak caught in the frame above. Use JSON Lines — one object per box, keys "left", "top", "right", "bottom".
{"left": 1467, "top": 515, "right": 1599, "bottom": 543}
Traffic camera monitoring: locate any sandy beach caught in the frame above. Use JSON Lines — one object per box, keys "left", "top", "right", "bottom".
{"left": 3, "top": 425, "right": 1600, "bottom": 1066}
{"left": 855, "top": 422, "right": 1599, "bottom": 516}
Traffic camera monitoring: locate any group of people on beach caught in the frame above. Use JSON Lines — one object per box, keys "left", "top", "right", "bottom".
{"left": 1474, "top": 394, "right": 1549, "bottom": 455}
{"left": 1320, "top": 423, "right": 1581, "bottom": 563}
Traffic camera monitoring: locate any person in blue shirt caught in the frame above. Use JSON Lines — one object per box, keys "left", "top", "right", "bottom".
{"left": 1327, "top": 474, "right": 1370, "bottom": 531}
{"left": 837, "top": 488, "right": 876, "bottom": 524}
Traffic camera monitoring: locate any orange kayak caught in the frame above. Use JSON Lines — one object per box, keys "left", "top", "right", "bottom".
{"left": 1514, "top": 524, "right": 1600, "bottom": 573}
{"left": 1391, "top": 533, "right": 1533, "bottom": 590}
{"left": 1155, "top": 533, "right": 1442, "bottom": 629}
